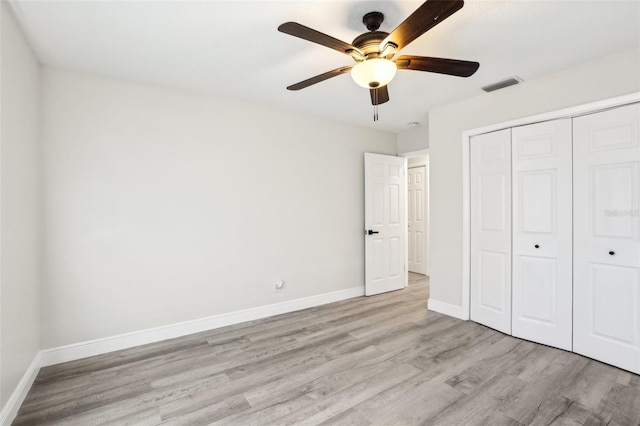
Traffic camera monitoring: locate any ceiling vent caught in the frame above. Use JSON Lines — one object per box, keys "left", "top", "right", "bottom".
{"left": 482, "top": 76, "right": 523, "bottom": 93}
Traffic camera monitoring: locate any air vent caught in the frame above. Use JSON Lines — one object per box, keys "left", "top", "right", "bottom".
{"left": 482, "top": 77, "right": 523, "bottom": 93}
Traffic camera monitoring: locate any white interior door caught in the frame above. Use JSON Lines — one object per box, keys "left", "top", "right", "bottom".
{"left": 573, "top": 103, "right": 640, "bottom": 374}
{"left": 365, "top": 153, "right": 406, "bottom": 296}
{"left": 408, "top": 166, "right": 427, "bottom": 275}
{"left": 511, "top": 119, "right": 573, "bottom": 350}
{"left": 470, "top": 129, "right": 512, "bottom": 334}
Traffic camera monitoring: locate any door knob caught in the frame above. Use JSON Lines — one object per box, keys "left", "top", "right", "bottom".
{"left": 609, "top": 251, "right": 615, "bottom": 256}
{"left": 367, "top": 230, "right": 379, "bottom": 235}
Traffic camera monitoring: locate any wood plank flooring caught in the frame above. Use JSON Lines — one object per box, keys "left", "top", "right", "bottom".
{"left": 14, "top": 273, "right": 640, "bottom": 425}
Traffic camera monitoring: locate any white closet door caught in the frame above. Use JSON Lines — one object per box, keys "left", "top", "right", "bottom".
{"left": 511, "top": 119, "right": 573, "bottom": 350}
{"left": 573, "top": 103, "right": 640, "bottom": 374}
{"left": 470, "top": 129, "right": 512, "bottom": 334}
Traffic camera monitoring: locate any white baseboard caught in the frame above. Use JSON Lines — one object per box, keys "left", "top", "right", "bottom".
{"left": 41, "top": 286, "right": 365, "bottom": 367}
{"left": 0, "top": 353, "right": 41, "bottom": 426}
{"left": 3, "top": 286, "right": 364, "bottom": 422}
{"left": 427, "top": 298, "right": 466, "bottom": 320}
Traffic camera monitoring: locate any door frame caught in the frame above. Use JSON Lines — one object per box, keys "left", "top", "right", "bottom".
{"left": 458, "top": 92, "right": 640, "bottom": 321}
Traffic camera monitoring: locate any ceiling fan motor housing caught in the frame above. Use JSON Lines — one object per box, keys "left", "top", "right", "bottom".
{"left": 352, "top": 31, "right": 389, "bottom": 58}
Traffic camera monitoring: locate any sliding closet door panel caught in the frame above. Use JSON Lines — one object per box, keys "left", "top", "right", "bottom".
{"left": 470, "top": 129, "right": 512, "bottom": 334}
{"left": 511, "top": 119, "right": 573, "bottom": 350}
{"left": 574, "top": 103, "right": 640, "bottom": 374}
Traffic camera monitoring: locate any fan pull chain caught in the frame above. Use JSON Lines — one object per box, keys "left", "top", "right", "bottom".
{"left": 373, "top": 88, "right": 379, "bottom": 121}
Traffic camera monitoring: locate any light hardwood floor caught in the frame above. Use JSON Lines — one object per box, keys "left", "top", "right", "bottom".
{"left": 14, "top": 273, "right": 640, "bottom": 425}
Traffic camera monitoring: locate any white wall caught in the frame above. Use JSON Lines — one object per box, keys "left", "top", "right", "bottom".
{"left": 0, "top": 1, "right": 41, "bottom": 410}
{"left": 397, "top": 119, "right": 429, "bottom": 154}
{"left": 40, "top": 68, "right": 397, "bottom": 348}
{"left": 429, "top": 48, "right": 640, "bottom": 308}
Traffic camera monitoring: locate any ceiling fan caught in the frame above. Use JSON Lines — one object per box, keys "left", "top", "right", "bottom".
{"left": 278, "top": 0, "right": 479, "bottom": 120}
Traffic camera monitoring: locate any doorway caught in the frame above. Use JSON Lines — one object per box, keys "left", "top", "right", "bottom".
{"left": 403, "top": 151, "right": 430, "bottom": 277}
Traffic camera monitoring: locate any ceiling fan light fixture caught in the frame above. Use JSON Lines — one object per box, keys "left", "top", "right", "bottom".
{"left": 351, "top": 58, "right": 397, "bottom": 89}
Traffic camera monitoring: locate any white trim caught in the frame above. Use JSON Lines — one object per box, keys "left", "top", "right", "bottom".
{"left": 0, "top": 353, "right": 41, "bottom": 426}
{"left": 461, "top": 92, "right": 640, "bottom": 320}
{"left": 425, "top": 161, "right": 431, "bottom": 278}
{"left": 428, "top": 298, "right": 465, "bottom": 320}
{"left": 463, "top": 93, "right": 640, "bottom": 140}
{"left": 40, "top": 286, "right": 364, "bottom": 367}
{"left": 408, "top": 161, "right": 427, "bottom": 168}
{"left": 2, "top": 287, "right": 364, "bottom": 420}
{"left": 404, "top": 160, "right": 409, "bottom": 287}
{"left": 461, "top": 126, "right": 471, "bottom": 320}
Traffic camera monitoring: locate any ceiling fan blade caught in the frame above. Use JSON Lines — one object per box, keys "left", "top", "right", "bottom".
{"left": 278, "top": 22, "right": 363, "bottom": 57}
{"left": 370, "top": 85, "right": 390, "bottom": 105}
{"left": 396, "top": 55, "right": 479, "bottom": 77}
{"left": 287, "top": 66, "right": 353, "bottom": 91}
{"left": 381, "top": 0, "right": 464, "bottom": 53}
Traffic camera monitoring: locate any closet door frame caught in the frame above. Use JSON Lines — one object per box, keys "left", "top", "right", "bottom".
{"left": 456, "top": 93, "right": 640, "bottom": 321}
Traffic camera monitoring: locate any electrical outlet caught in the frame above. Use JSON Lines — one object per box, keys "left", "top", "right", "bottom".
{"left": 274, "top": 280, "right": 284, "bottom": 292}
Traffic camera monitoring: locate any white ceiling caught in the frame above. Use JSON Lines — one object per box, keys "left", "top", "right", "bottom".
{"left": 9, "top": 0, "right": 640, "bottom": 133}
